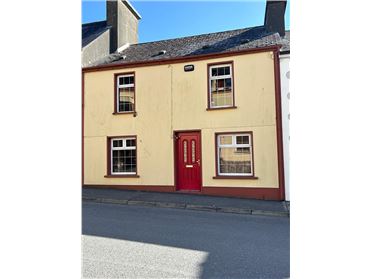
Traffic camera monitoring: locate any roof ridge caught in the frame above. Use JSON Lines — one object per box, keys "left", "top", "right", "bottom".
{"left": 82, "top": 20, "right": 107, "bottom": 27}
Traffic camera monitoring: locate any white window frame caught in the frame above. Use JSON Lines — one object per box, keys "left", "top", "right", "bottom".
{"left": 209, "top": 63, "right": 234, "bottom": 108}
{"left": 217, "top": 133, "right": 253, "bottom": 176}
{"left": 111, "top": 137, "right": 136, "bottom": 175}
{"left": 117, "top": 74, "right": 135, "bottom": 113}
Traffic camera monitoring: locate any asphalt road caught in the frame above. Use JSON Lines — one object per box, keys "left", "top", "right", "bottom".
{"left": 82, "top": 201, "right": 289, "bottom": 279}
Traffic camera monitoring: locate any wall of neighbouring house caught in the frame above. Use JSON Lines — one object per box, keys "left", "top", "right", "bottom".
{"left": 117, "top": 0, "right": 138, "bottom": 47}
{"left": 83, "top": 51, "right": 279, "bottom": 190}
{"left": 81, "top": 29, "right": 110, "bottom": 67}
{"left": 279, "top": 53, "right": 290, "bottom": 201}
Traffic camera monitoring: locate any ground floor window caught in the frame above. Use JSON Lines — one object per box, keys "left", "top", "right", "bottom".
{"left": 216, "top": 132, "right": 254, "bottom": 176}
{"left": 108, "top": 136, "right": 137, "bottom": 175}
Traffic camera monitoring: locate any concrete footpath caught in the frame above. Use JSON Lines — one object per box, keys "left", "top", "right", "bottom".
{"left": 83, "top": 187, "right": 290, "bottom": 217}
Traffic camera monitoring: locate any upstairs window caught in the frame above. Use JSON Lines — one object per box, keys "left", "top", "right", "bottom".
{"left": 115, "top": 73, "right": 135, "bottom": 113}
{"left": 208, "top": 63, "right": 234, "bottom": 109}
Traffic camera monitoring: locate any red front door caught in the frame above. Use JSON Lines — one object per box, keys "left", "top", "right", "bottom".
{"left": 175, "top": 132, "right": 202, "bottom": 191}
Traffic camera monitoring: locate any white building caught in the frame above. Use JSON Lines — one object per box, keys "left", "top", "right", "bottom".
{"left": 279, "top": 34, "right": 290, "bottom": 201}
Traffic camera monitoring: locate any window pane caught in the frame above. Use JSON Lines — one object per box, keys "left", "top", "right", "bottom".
{"left": 211, "top": 80, "right": 217, "bottom": 93}
{"left": 236, "top": 135, "right": 249, "bottom": 145}
{"left": 118, "top": 75, "right": 134, "bottom": 86}
{"left": 119, "top": 87, "right": 134, "bottom": 112}
{"left": 126, "top": 139, "right": 136, "bottom": 147}
{"left": 211, "top": 66, "right": 231, "bottom": 77}
{"left": 113, "top": 139, "right": 123, "bottom": 147}
{"left": 225, "top": 78, "right": 232, "bottom": 90}
{"left": 235, "top": 147, "right": 250, "bottom": 154}
{"left": 126, "top": 149, "right": 137, "bottom": 173}
{"left": 211, "top": 88, "right": 233, "bottom": 107}
{"left": 112, "top": 145, "right": 136, "bottom": 174}
{"left": 112, "top": 150, "right": 125, "bottom": 173}
{"left": 219, "top": 135, "right": 232, "bottom": 145}
{"left": 217, "top": 79, "right": 224, "bottom": 88}
{"left": 219, "top": 147, "right": 252, "bottom": 174}
{"left": 211, "top": 77, "right": 233, "bottom": 107}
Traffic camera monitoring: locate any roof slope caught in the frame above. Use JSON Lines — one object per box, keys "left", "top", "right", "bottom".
{"left": 82, "top": 21, "right": 111, "bottom": 48}
{"left": 91, "top": 26, "right": 289, "bottom": 67}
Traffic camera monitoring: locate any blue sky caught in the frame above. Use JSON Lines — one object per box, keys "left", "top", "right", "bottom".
{"left": 82, "top": 0, "right": 290, "bottom": 43}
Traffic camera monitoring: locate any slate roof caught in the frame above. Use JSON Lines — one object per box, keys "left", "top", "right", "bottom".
{"left": 90, "top": 26, "right": 290, "bottom": 67}
{"left": 82, "top": 20, "right": 111, "bottom": 48}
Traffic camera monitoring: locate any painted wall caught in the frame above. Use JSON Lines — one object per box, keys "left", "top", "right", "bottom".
{"left": 118, "top": 0, "right": 138, "bottom": 47}
{"left": 279, "top": 54, "right": 290, "bottom": 200}
{"left": 107, "top": 0, "right": 139, "bottom": 53}
{"left": 84, "top": 51, "right": 279, "bottom": 189}
{"left": 81, "top": 30, "right": 110, "bottom": 67}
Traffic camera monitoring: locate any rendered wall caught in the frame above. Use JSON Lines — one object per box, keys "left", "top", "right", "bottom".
{"left": 84, "top": 51, "right": 279, "bottom": 189}
{"left": 81, "top": 30, "right": 110, "bottom": 67}
{"left": 118, "top": 0, "right": 138, "bottom": 47}
{"left": 279, "top": 54, "right": 290, "bottom": 200}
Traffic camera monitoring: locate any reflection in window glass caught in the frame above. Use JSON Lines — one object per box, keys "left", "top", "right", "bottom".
{"left": 119, "top": 87, "right": 134, "bottom": 112}
{"left": 236, "top": 136, "right": 249, "bottom": 144}
{"left": 219, "top": 147, "right": 251, "bottom": 174}
{"left": 219, "top": 135, "right": 232, "bottom": 145}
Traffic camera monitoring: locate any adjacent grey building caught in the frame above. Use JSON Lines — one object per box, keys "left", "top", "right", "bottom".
{"left": 81, "top": 0, "right": 141, "bottom": 67}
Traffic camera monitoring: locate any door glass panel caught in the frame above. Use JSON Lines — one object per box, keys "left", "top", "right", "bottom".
{"left": 191, "top": 140, "right": 196, "bottom": 163}
{"left": 183, "top": 140, "right": 187, "bottom": 163}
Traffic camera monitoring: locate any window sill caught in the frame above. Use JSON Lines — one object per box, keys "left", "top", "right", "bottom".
{"left": 206, "top": 106, "right": 237, "bottom": 111}
{"left": 213, "top": 175, "right": 258, "bottom": 180}
{"left": 113, "top": 111, "right": 136, "bottom": 115}
{"left": 104, "top": 174, "right": 140, "bottom": 178}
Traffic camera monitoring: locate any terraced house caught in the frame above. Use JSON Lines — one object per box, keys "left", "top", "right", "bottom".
{"left": 82, "top": 0, "right": 290, "bottom": 200}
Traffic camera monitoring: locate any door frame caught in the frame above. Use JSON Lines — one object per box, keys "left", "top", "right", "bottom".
{"left": 173, "top": 129, "right": 203, "bottom": 192}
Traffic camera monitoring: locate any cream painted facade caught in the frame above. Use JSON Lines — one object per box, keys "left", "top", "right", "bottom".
{"left": 83, "top": 51, "right": 281, "bottom": 195}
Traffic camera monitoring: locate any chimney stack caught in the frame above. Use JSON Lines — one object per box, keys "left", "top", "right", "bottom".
{"left": 264, "top": 0, "right": 287, "bottom": 37}
{"left": 106, "top": 0, "right": 141, "bottom": 53}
